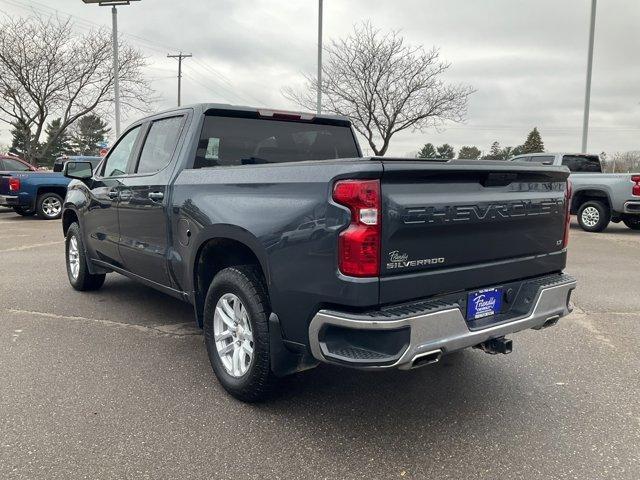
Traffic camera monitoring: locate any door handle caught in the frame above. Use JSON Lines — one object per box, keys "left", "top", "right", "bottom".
{"left": 148, "top": 191, "right": 164, "bottom": 201}
{"left": 107, "top": 190, "right": 119, "bottom": 199}
{"left": 119, "top": 191, "right": 132, "bottom": 201}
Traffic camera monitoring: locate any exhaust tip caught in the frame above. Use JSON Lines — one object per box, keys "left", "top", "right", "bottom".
{"left": 410, "top": 349, "right": 442, "bottom": 369}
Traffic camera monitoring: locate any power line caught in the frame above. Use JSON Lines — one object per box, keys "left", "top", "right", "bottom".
{"left": 0, "top": 0, "right": 267, "bottom": 107}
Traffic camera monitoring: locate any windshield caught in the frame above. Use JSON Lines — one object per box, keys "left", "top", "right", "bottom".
{"left": 194, "top": 115, "right": 359, "bottom": 168}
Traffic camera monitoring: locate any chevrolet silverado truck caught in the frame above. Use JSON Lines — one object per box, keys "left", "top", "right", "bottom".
{"left": 509, "top": 152, "right": 640, "bottom": 232}
{"left": 0, "top": 170, "right": 71, "bottom": 219}
{"left": 61, "top": 104, "right": 576, "bottom": 402}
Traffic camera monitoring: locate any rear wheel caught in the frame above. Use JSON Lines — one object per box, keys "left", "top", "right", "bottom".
{"left": 203, "top": 266, "right": 277, "bottom": 402}
{"left": 65, "top": 222, "right": 106, "bottom": 291}
{"left": 36, "top": 192, "right": 63, "bottom": 220}
{"left": 577, "top": 200, "right": 610, "bottom": 232}
{"left": 12, "top": 206, "right": 36, "bottom": 217}
{"left": 623, "top": 216, "right": 640, "bottom": 230}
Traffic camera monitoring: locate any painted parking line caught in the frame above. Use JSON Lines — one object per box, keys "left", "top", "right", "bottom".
{"left": 6, "top": 308, "right": 201, "bottom": 337}
{"left": 0, "top": 240, "right": 63, "bottom": 252}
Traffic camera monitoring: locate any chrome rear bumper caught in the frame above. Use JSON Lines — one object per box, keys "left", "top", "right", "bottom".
{"left": 308, "top": 275, "right": 576, "bottom": 370}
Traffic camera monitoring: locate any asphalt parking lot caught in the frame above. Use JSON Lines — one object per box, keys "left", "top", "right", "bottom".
{"left": 0, "top": 209, "right": 638, "bottom": 479}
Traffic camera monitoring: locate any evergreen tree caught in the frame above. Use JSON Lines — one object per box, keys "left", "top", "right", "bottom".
{"left": 10, "top": 119, "right": 34, "bottom": 158}
{"left": 43, "top": 118, "right": 74, "bottom": 166}
{"left": 522, "top": 127, "right": 544, "bottom": 153}
{"left": 511, "top": 144, "right": 525, "bottom": 156}
{"left": 436, "top": 143, "right": 455, "bottom": 159}
{"left": 72, "top": 114, "right": 111, "bottom": 156}
{"left": 500, "top": 146, "right": 514, "bottom": 160}
{"left": 417, "top": 143, "right": 437, "bottom": 159}
{"left": 457, "top": 146, "right": 481, "bottom": 159}
{"left": 482, "top": 141, "right": 503, "bottom": 160}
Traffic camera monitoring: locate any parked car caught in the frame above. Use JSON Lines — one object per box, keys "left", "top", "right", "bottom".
{"left": 0, "top": 170, "right": 72, "bottom": 219}
{"left": 53, "top": 155, "right": 103, "bottom": 173}
{"left": 509, "top": 153, "right": 640, "bottom": 231}
{"left": 0, "top": 155, "right": 37, "bottom": 173}
{"left": 61, "top": 104, "right": 576, "bottom": 401}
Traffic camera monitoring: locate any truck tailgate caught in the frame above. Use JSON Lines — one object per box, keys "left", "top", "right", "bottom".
{"left": 0, "top": 174, "right": 11, "bottom": 195}
{"left": 380, "top": 160, "right": 570, "bottom": 304}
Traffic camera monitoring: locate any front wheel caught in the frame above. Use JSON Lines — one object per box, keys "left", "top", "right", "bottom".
{"left": 203, "top": 266, "right": 277, "bottom": 402}
{"left": 65, "top": 222, "right": 106, "bottom": 291}
{"left": 36, "top": 192, "right": 63, "bottom": 220}
{"left": 623, "top": 216, "right": 640, "bottom": 230}
{"left": 577, "top": 200, "right": 610, "bottom": 232}
{"left": 12, "top": 206, "right": 36, "bottom": 217}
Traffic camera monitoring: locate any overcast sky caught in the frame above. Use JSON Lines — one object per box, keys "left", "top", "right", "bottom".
{"left": 0, "top": 0, "right": 638, "bottom": 156}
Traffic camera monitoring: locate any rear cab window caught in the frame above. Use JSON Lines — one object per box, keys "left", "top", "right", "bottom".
{"left": 2, "top": 159, "right": 30, "bottom": 171}
{"left": 562, "top": 155, "right": 602, "bottom": 173}
{"left": 193, "top": 112, "right": 359, "bottom": 169}
{"left": 136, "top": 116, "right": 185, "bottom": 174}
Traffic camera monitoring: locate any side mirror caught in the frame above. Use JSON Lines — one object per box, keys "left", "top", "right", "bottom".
{"left": 64, "top": 161, "right": 93, "bottom": 180}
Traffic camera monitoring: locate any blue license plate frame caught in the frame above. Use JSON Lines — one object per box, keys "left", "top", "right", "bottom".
{"left": 467, "top": 287, "right": 503, "bottom": 320}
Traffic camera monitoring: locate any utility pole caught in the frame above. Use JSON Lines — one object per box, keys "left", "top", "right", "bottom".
{"left": 167, "top": 52, "right": 192, "bottom": 107}
{"left": 317, "top": 0, "right": 323, "bottom": 115}
{"left": 112, "top": 6, "right": 121, "bottom": 137}
{"left": 581, "top": 0, "right": 597, "bottom": 153}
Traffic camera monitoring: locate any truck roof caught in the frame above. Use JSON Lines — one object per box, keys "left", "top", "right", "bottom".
{"left": 517, "top": 152, "right": 599, "bottom": 157}
{"left": 134, "top": 103, "right": 351, "bottom": 125}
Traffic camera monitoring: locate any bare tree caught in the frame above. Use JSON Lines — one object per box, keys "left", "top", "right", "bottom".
{"left": 607, "top": 151, "right": 640, "bottom": 173}
{"left": 284, "top": 22, "right": 474, "bottom": 156}
{"left": 0, "top": 13, "right": 152, "bottom": 164}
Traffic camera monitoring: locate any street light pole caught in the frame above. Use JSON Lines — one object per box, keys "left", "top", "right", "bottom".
{"left": 317, "top": 0, "right": 323, "bottom": 115}
{"left": 82, "top": 1, "right": 140, "bottom": 138}
{"left": 112, "top": 5, "right": 121, "bottom": 137}
{"left": 581, "top": 0, "right": 597, "bottom": 153}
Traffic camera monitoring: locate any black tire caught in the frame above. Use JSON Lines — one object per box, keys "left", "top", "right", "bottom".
{"left": 36, "top": 192, "right": 64, "bottom": 220}
{"left": 65, "top": 222, "right": 106, "bottom": 291}
{"left": 623, "top": 216, "right": 640, "bottom": 230}
{"left": 12, "top": 206, "right": 36, "bottom": 217}
{"left": 577, "top": 200, "right": 610, "bottom": 232}
{"left": 203, "top": 266, "right": 276, "bottom": 402}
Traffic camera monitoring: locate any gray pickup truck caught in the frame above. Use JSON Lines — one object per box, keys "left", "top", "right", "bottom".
{"left": 510, "top": 153, "right": 640, "bottom": 232}
{"left": 61, "top": 104, "right": 576, "bottom": 401}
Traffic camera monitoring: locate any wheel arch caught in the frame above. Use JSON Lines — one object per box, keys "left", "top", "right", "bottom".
{"left": 190, "top": 226, "right": 270, "bottom": 327}
{"left": 37, "top": 185, "right": 68, "bottom": 200}
{"left": 570, "top": 188, "right": 611, "bottom": 214}
{"left": 62, "top": 208, "right": 79, "bottom": 236}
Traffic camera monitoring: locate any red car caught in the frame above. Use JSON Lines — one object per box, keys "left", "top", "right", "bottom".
{"left": 0, "top": 155, "right": 37, "bottom": 173}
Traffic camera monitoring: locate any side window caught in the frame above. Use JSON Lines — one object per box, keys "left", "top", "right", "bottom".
{"left": 102, "top": 126, "right": 141, "bottom": 177}
{"left": 512, "top": 156, "right": 529, "bottom": 162}
{"left": 136, "top": 116, "right": 184, "bottom": 174}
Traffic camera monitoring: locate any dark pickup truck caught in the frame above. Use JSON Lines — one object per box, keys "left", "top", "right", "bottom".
{"left": 61, "top": 104, "right": 576, "bottom": 401}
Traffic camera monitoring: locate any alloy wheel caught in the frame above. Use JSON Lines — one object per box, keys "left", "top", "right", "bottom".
{"left": 42, "top": 196, "right": 62, "bottom": 218}
{"left": 581, "top": 206, "right": 600, "bottom": 228}
{"left": 213, "top": 293, "right": 254, "bottom": 377}
{"left": 68, "top": 236, "right": 80, "bottom": 279}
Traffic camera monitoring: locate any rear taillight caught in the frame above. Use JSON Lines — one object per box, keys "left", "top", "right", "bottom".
{"left": 563, "top": 179, "right": 572, "bottom": 248}
{"left": 632, "top": 175, "right": 640, "bottom": 197}
{"left": 333, "top": 179, "right": 381, "bottom": 277}
{"left": 8, "top": 177, "right": 20, "bottom": 192}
